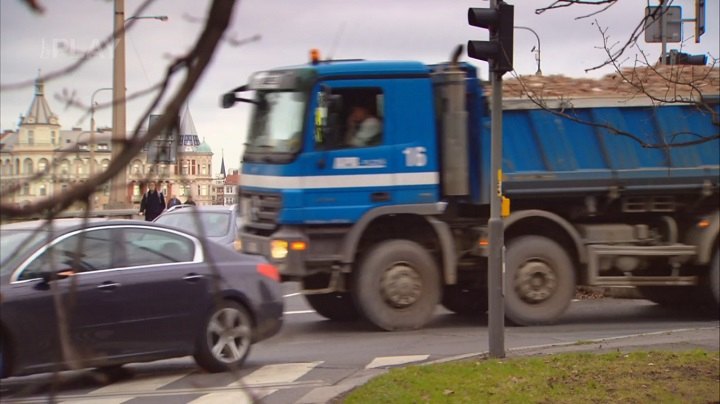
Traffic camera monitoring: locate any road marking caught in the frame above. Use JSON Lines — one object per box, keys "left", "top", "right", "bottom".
{"left": 189, "top": 390, "right": 254, "bottom": 404}
{"left": 284, "top": 310, "right": 316, "bottom": 315}
{"left": 84, "top": 372, "right": 188, "bottom": 396}
{"left": 193, "top": 362, "right": 324, "bottom": 403}
{"left": 284, "top": 292, "right": 302, "bottom": 298}
{"left": 62, "top": 398, "right": 129, "bottom": 404}
{"left": 232, "top": 362, "right": 323, "bottom": 387}
{"left": 365, "top": 355, "right": 429, "bottom": 369}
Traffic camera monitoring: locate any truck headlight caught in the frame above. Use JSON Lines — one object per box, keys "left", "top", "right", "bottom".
{"left": 271, "top": 240, "right": 289, "bottom": 260}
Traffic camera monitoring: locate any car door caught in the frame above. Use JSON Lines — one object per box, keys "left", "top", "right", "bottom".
{"left": 8, "top": 227, "right": 119, "bottom": 370}
{"left": 100, "top": 225, "right": 210, "bottom": 356}
{"left": 2, "top": 276, "right": 62, "bottom": 374}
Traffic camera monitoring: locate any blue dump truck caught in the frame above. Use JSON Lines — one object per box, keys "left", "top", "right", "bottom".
{"left": 223, "top": 56, "right": 720, "bottom": 330}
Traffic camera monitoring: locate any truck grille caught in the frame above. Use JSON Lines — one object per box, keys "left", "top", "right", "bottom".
{"left": 241, "top": 191, "right": 282, "bottom": 230}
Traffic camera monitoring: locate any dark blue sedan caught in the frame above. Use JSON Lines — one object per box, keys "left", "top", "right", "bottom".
{"left": 0, "top": 219, "right": 283, "bottom": 378}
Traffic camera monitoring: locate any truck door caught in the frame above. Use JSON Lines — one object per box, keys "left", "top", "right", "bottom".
{"left": 302, "top": 82, "right": 395, "bottom": 223}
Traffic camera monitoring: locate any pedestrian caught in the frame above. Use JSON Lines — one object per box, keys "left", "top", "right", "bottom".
{"left": 168, "top": 194, "right": 182, "bottom": 208}
{"left": 139, "top": 182, "right": 166, "bottom": 221}
{"left": 185, "top": 195, "right": 197, "bottom": 206}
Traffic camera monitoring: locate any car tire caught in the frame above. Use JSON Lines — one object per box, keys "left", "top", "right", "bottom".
{"left": 505, "top": 236, "right": 576, "bottom": 326}
{"left": 353, "top": 239, "right": 440, "bottom": 331}
{"left": 304, "top": 293, "right": 360, "bottom": 321}
{"left": 193, "top": 301, "right": 253, "bottom": 373}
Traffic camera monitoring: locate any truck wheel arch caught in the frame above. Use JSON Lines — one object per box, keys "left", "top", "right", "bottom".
{"left": 504, "top": 209, "right": 587, "bottom": 265}
{"left": 340, "top": 204, "right": 456, "bottom": 284}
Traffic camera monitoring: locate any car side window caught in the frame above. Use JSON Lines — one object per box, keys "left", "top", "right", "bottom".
{"left": 18, "top": 229, "right": 114, "bottom": 281}
{"left": 123, "top": 228, "right": 195, "bottom": 267}
{"left": 315, "top": 87, "right": 384, "bottom": 150}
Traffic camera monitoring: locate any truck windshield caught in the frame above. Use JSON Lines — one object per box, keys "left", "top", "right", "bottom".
{"left": 246, "top": 90, "right": 306, "bottom": 154}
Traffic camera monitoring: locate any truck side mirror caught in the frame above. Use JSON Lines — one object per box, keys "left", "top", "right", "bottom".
{"left": 221, "top": 85, "right": 251, "bottom": 109}
{"left": 221, "top": 93, "right": 237, "bottom": 109}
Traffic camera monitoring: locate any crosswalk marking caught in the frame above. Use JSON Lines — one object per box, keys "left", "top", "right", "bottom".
{"left": 231, "top": 362, "right": 323, "bottom": 387}
{"left": 84, "top": 372, "right": 189, "bottom": 396}
{"left": 62, "top": 398, "right": 130, "bottom": 404}
{"left": 365, "top": 355, "right": 429, "bottom": 369}
{"left": 11, "top": 357, "right": 434, "bottom": 403}
{"left": 191, "top": 362, "right": 324, "bottom": 403}
{"left": 188, "top": 390, "right": 254, "bottom": 404}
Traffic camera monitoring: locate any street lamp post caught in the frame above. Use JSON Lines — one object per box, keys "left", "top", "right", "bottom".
{"left": 107, "top": 0, "right": 167, "bottom": 209}
{"left": 90, "top": 87, "right": 112, "bottom": 177}
{"left": 514, "top": 26, "right": 542, "bottom": 76}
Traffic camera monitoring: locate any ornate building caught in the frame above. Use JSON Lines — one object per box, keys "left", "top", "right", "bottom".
{"left": 0, "top": 77, "right": 215, "bottom": 211}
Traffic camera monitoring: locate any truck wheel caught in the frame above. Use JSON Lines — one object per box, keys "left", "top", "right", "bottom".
{"left": 505, "top": 236, "right": 575, "bottom": 325}
{"left": 304, "top": 293, "right": 360, "bottom": 321}
{"left": 442, "top": 286, "right": 488, "bottom": 316}
{"left": 354, "top": 240, "right": 440, "bottom": 331}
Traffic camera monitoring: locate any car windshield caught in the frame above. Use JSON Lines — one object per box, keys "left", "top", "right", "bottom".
{"left": 245, "top": 90, "right": 306, "bottom": 154}
{"left": 0, "top": 229, "right": 48, "bottom": 276}
{"left": 155, "top": 211, "right": 231, "bottom": 238}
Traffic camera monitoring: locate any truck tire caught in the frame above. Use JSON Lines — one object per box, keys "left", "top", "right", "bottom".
{"left": 304, "top": 293, "right": 360, "bottom": 321}
{"left": 505, "top": 236, "right": 576, "bottom": 325}
{"left": 353, "top": 239, "right": 440, "bottom": 331}
{"left": 442, "top": 286, "right": 488, "bottom": 316}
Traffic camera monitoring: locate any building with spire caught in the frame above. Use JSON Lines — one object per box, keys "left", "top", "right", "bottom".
{"left": 1, "top": 77, "right": 218, "bottom": 211}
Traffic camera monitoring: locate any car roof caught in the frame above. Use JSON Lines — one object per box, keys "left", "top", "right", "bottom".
{"left": 1, "top": 217, "right": 113, "bottom": 231}
{"left": 163, "top": 204, "right": 237, "bottom": 214}
{"left": 1, "top": 218, "right": 182, "bottom": 234}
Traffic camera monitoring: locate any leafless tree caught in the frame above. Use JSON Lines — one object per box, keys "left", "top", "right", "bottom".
{"left": 501, "top": 1, "right": 720, "bottom": 149}
{"left": 1, "top": 0, "right": 239, "bottom": 219}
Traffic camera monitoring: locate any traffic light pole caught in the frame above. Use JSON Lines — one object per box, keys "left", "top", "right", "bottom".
{"left": 488, "top": 62, "right": 506, "bottom": 359}
{"left": 467, "top": 0, "right": 511, "bottom": 359}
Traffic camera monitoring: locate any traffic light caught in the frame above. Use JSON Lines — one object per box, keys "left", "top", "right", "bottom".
{"left": 467, "top": 1, "right": 514, "bottom": 74}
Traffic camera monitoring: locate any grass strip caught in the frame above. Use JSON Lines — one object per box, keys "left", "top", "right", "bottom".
{"left": 343, "top": 349, "right": 720, "bottom": 403}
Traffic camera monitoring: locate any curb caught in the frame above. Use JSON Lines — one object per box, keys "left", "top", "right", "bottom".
{"left": 424, "top": 326, "right": 720, "bottom": 366}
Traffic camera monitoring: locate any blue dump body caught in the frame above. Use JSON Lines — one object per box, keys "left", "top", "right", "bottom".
{"left": 471, "top": 95, "right": 720, "bottom": 205}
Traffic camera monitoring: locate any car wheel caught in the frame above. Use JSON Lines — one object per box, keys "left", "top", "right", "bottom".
{"left": 193, "top": 301, "right": 253, "bottom": 373}
{"left": 353, "top": 239, "right": 440, "bottom": 331}
{"left": 505, "top": 236, "right": 576, "bottom": 326}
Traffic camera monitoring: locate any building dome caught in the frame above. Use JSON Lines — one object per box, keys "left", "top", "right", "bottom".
{"left": 196, "top": 141, "right": 212, "bottom": 153}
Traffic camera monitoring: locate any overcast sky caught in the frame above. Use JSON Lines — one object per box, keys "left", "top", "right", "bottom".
{"left": 1, "top": 0, "right": 717, "bottom": 174}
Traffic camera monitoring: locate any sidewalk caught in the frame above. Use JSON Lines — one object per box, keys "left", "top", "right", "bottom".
{"left": 503, "top": 326, "right": 720, "bottom": 358}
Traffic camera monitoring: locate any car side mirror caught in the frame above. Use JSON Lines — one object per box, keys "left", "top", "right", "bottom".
{"left": 39, "top": 269, "right": 75, "bottom": 283}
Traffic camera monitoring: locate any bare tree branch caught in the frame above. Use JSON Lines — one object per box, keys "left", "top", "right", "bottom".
{"left": 1, "top": 0, "right": 237, "bottom": 218}
{"left": 1, "top": 0, "right": 157, "bottom": 92}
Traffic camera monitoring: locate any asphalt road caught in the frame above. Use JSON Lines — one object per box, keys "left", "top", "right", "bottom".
{"left": 1, "top": 284, "right": 718, "bottom": 403}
